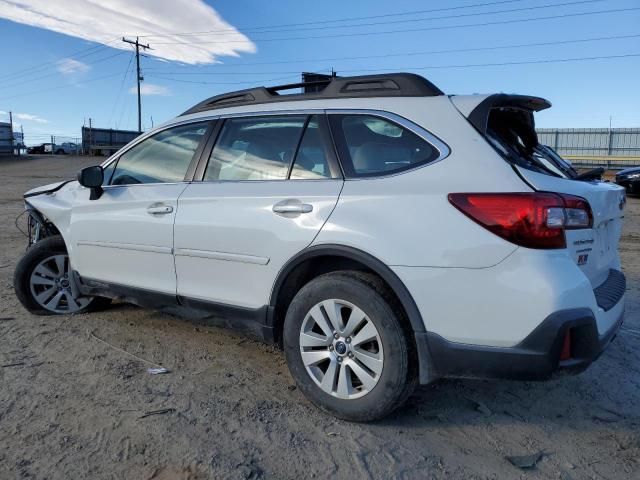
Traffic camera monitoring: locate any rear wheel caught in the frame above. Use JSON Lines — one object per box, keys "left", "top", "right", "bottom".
{"left": 14, "top": 236, "right": 110, "bottom": 315}
{"left": 283, "top": 271, "right": 415, "bottom": 421}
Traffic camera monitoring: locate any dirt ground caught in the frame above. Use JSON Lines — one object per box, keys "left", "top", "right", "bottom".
{"left": 1, "top": 155, "right": 638, "bottom": 480}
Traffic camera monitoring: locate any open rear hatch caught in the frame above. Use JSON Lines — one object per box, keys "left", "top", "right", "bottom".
{"left": 452, "top": 94, "right": 626, "bottom": 291}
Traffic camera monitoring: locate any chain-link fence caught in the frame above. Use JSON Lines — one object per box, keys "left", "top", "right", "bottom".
{"left": 1, "top": 133, "right": 83, "bottom": 156}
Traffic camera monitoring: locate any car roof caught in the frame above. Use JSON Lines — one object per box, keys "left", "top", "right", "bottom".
{"left": 181, "top": 73, "right": 444, "bottom": 116}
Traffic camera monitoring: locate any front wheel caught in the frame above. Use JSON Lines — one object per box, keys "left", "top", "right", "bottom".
{"left": 283, "top": 271, "right": 416, "bottom": 421}
{"left": 14, "top": 236, "right": 110, "bottom": 315}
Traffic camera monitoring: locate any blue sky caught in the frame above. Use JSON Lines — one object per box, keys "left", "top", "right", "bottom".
{"left": 0, "top": 0, "right": 638, "bottom": 145}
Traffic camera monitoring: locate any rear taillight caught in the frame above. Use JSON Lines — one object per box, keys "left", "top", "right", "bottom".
{"left": 448, "top": 192, "right": 593, "bottom": 249}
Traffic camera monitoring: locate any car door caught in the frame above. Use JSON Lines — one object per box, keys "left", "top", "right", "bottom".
{"left": 174, "top": 113, "right": 343, "bottom": 309}
{"left": 69, "top": 121, "right": 212, "bottom": 295}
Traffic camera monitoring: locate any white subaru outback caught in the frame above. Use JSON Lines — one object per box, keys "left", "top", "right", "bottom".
{"left": 14, "top": 73, "right": 626, "bottom": 421}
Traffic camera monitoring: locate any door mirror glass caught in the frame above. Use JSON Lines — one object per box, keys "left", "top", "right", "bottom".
{"left": 77, "top": 165, "right": 104, "bottom": 188}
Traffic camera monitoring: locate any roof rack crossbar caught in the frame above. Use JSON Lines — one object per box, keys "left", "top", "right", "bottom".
{"left": 181, "top": 73, "right": 444, "bottom": 116}
{"left": 266, "top": 79, "right": 333, "bottom": 95}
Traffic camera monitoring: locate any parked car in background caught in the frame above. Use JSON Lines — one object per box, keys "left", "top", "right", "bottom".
{"left": 27, "top": 143, "right": 53, "bottom": 154}
{"left": 615, "top": 167, "right": 640, "bottom": 194}
{"left": 14, "top": 73, "right": 627, "bottom": 421}
{"left": 26, "top": 142, "right": 78, "bottom": 155}
{"left": 57, "top": 142, "right": 79, "bottom": 155}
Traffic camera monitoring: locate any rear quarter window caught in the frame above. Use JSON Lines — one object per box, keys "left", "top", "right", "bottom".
{"left": 328, "top": 114, "right": 441, "bottom": 178}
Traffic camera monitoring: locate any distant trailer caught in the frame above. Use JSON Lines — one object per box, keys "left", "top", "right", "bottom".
{"left": 0, "top": 122, "right": 13, "bottom": 155}
{"left": 82, "top": 126, "right": 141, "bottom": 156}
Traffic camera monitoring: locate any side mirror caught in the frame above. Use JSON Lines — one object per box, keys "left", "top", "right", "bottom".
{"left": 77, "top": 165, "right": 104, "bottom": 200}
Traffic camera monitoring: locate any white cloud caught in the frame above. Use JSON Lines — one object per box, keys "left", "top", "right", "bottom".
{"left": 15, "top": 113, "right": 48, "bottom": 124}
{"left": 57, "top": 58, "right": 90, "bottom": 75}
{"left": 0, "top": 111, "right": 48, "bottom": 123}
{"left": 0, "top": 0, "right": 256, "bottom": 65}
{"left": 130, "top": 84, "right": 171, "bottom": 96}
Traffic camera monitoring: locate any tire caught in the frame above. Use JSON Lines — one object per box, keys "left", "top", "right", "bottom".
{"left": 283, "top": 271, "right": 416, "bottom": 421}
{"left": 14, "top": 235, "right": 110, "bottom": 315}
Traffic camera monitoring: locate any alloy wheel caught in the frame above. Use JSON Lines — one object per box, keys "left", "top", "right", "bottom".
{"left": 299, "top": 299, "right": 384, "bottom": 399}
{"left": 29, "top": 254, "right": 90, "bottom": 313}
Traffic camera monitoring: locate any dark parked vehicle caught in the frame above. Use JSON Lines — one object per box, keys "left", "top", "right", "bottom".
{"left": 27, "top": 143, "right": 54, "bottom": 154}
{"left": 615, "top": 167, "right": 640, "bottom": 194}
{"left": 26, "top": 143, "right": 74, "bottom": 155}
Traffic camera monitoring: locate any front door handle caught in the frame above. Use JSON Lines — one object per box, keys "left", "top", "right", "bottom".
{"left": 147, "top": 204, "right": 174, "bottom": 215}
{"left": 272, "top": 201, "right": 313, "bottom": 215}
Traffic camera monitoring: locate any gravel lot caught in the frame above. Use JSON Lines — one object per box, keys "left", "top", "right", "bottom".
{"left": 1, "top": 155, "right": 638, "bottom": 479}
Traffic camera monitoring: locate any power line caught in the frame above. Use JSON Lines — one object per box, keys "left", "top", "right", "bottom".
{"left": 143, "top": 33, "right": 640, "bottom": 73}
{"left": 143, "top": 0, "right": 605, "bottom": 38}
{"left": 146, "top": 53, "right": 640, "bottom": 84}
{"left": 341, "top": 52, "right": 640, "bottom": 72}
{"left": 0, "top": 72, "right": 123, "bottom": 102}
{"left": 0, "top": 3, "right": 532, "bottom": 82}
{"left": 152, "top": 7, "right": 640, "bottom": 45}
{"left": 145, "top": 74, "right": 311, "bottom": 85}
{"left": 0, "top": 51, "right": 128, "bottom": 88}
{"left": 0, "top": 39, "right": 119, "bottom": 83}
{"left": 109, "top": 52, "right": 136, "bottom": 127}
{"left": 136, "top": 0, "right": 547, "bottom": 36}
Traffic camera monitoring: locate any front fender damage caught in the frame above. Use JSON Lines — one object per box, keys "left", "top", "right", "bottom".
{"left": 22, "top": 181, "right": 79, "bottom": 249}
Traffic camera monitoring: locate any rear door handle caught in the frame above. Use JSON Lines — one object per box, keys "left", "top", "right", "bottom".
{"left": 147, "top": 204, "right": 174, "bottom": 215}
{"left": 272, "top": 201, "right": 313, "bottom": 215}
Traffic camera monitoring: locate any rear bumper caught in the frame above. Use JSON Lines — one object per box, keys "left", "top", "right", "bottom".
{"left": 417, "top": 305, "right": 624, "bottom": 383}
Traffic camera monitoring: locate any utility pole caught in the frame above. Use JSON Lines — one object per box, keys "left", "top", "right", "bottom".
{"left": 122, "top": 36, "right": 150, "bottom": 133}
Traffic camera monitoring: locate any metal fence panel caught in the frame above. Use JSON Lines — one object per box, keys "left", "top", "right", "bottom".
{"left": 536, "top": 128, "right": 640, "bottom": 157}
{"left": 536, "top": 128, "right": 640, "bottom": 169}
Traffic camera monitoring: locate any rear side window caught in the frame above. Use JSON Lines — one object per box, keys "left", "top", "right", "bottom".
{"left": 204, "top": 116, "right": 306, "bottom": 181}
{"left": 290, "top": 116, "right": 333, "bottom": 179}
{"left": 329, "top": 114, "right": 439, "bottom": 178}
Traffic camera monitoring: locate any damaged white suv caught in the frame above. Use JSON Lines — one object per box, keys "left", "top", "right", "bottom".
{"left": 15, "top": 73, "right": 626, "bottom": 421}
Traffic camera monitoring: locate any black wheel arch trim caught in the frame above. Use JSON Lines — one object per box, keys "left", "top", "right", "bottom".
{"left": 268, "top": 244, "right": 426, "bottom": 334}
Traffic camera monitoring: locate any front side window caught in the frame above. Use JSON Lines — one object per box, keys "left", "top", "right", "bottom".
{"left": 329, "top": 114, "right": 439, "bottom": 178}
{"left": 204, "top": 116, "right": 307, "bottom": 181}
{"left": 110, "top": 122, "right": 209, "bottom": 185}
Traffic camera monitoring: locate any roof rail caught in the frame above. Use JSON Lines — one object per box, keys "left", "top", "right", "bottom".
{"left": 181, "top": 73, "right": 444, "bottom": 116}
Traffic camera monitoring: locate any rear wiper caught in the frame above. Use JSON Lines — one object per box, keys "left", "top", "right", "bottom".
{"left": 486, "top": 131, "right": 561, "bottom": 177}
{"left": 574, "top": 167, "right": 604, "bottom": 181}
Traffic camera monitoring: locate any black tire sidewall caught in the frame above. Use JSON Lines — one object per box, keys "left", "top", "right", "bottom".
{"left": 13, "top": 236, "right": 100, "bottom": 315}
{"left": 283, "top": 272, "right": 412, "bottom": 421}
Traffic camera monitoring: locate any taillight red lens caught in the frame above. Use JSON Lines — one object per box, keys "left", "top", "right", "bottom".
{"left": 448, "top": 192, "right": 593, "bottom": 249}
